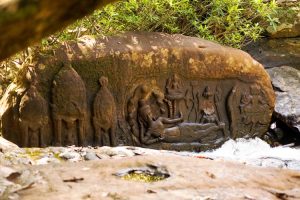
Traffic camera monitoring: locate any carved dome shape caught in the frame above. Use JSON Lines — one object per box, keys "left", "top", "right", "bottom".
{"left": 52, "top": 64, "right": 87, "bottom": 117}
{"left": 19, "top": 86, "right": 48, "bottom": 122}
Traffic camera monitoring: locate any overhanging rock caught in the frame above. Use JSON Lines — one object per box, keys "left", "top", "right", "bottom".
{"left": 0, "top": 32, "right": 275, "bottom": 151}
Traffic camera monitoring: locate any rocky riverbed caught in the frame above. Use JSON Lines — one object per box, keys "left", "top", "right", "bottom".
{"left": 1, "top": 137, "right": 300, "bottom": 200}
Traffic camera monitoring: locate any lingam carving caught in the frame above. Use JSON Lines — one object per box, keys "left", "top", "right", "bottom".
{"left": 93, "top": 76, "right": 117, "bottom": 146}
{"left": 51, "top": 64, "right": 88, "bottom": 146}
{"left": 19, "top": 71, "right": 49, "bottom": 147}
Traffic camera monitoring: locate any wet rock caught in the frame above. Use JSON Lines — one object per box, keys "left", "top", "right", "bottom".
{"left": 267, "top": 66, "right": 300, "bottom": 134}
{"left": 243, "top": 38, "right": 300, "bottom": 70}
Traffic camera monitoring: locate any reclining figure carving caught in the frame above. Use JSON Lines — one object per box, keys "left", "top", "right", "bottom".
{"left": 128, "top": 82, "right": 228, "bottom": 146}
{"left": 137, "top": 99, "right": 183, "bottom": 145}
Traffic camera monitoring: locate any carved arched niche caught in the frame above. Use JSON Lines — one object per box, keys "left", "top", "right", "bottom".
{"left": 51, "top": 64, "right": 88, "bottom": 146}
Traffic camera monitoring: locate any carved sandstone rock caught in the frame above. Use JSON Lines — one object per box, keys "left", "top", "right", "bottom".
{"left": 52, "top": 64, "right": 88, "bottom": 146}
{"left": 0, "top": 32, "right": 275, "bottom": 151}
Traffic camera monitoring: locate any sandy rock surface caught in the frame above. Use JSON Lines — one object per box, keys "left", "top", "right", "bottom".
{"left": 1, "top": 138, "right": 300, "bottom": 199}
{"left": 1, "top": 154, "right": 300, "bottom": 200}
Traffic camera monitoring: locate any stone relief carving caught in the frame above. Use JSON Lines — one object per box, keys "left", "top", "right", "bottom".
{"left": 19, "top": 71, "right": 49, "bottom": 147}
{"left": 239, "top": 84, "right": 270, "bottom": 137}
{"left": 15, "top": 69, "right": 271, "bottom": 149}
{"left": 51, "top": 64, "right": 88, "bottom": 146}
{"left": 93, "top": 76, "right": 117, "bottom": 146}
{"left": 226, "top": 83, "right": 271, "bottom": 139}
{"left": 164, "top": 74, "right": 186, "bottom": 118}
{"left": 127, "top": 77, "right": 234, "bottom": 147}
{"left": 127, "top": 84, "right": 166, "bottom": 145}
{"left": 227, "top": 85, "right": 239, "bottom": 139}
{"left": 199, "top": 86, "right": 219, "bottom": 124}
{"left": 0, "top": 33, "right": 275, "bottom": 150}
{"left": 198, "top": 86, "right": 227, "bottom": 137}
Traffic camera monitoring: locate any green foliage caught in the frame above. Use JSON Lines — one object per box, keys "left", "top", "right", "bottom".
{"left": 48, "top": 0, "right": 280, "bottom": 48}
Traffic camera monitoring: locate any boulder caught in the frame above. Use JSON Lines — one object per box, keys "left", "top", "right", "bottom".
{"left": 267, "top": 66, "right": 300, "bottom": 134}
{"left": 0, "top": 32, "right": 275, "bottom": 151}
{"left": 266, "top": 0, "right": 300, "bottom": 38}
{"left": 243, "top": 38, "right": 300, "bottom": 70}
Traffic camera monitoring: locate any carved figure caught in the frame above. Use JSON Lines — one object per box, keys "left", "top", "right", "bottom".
{"left": 199, "top": 86, "right": 219, "bottom": 124}
{"left": 227, "top": 85, "right": 239, "bottom": 138}
{"left": 51, "top": 64, "right": 87, "bottom": 146}
{"left": 164, "top": 74, "right": 185, "bottom": 118}
{"left": 240, "top": 84, "right": 269, "bottom": 135}
{"left": 137, "top": 99, "right": 183, "bottom": 145}
{"left": 93, "top": 76, "right": 117, "bottom": 146}
{"left": 127, "top": 84, "right": 165, "bottom": 145}
{"left": 19, "top": 71, "right": 49, "bottom": 147}
{"left": 137, "top": 99, "right": 226, "bottom": 144}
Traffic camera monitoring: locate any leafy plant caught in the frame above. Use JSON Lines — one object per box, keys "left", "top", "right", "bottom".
{"left": 46, "top": 0, "right": 281, "bottom": 49}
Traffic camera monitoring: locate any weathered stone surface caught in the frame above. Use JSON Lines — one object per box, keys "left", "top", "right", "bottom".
{"left": 0, "top": 136, "right": 19, "bottom": 153}
{"left": 1, "top": 139, "right": 300, "bottom": 169}
{"left": 0, "top": 32, "right": 275, "bottom": 151}
{"left": 243, "top": 38, "right": 300, "bottom": 70}
{"left": 0, "top": 0, "right": 116, "bottom": 60}
{"left": 7, "top": 155, "right": 300, "bottom": 200}
{"left": 267, "top": 66, "right": 300, "bottom": 134}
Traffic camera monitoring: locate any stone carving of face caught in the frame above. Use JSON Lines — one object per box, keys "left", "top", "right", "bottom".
{"left": 203, "top": 86, "right": 213, "bottom": 98}
{"left": 99, "top": 76, "right": 108, "bottom": 87}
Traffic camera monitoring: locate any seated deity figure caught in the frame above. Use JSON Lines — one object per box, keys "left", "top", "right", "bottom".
{"left": 199, "top": 86, "right": 220, "bottom": 124}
